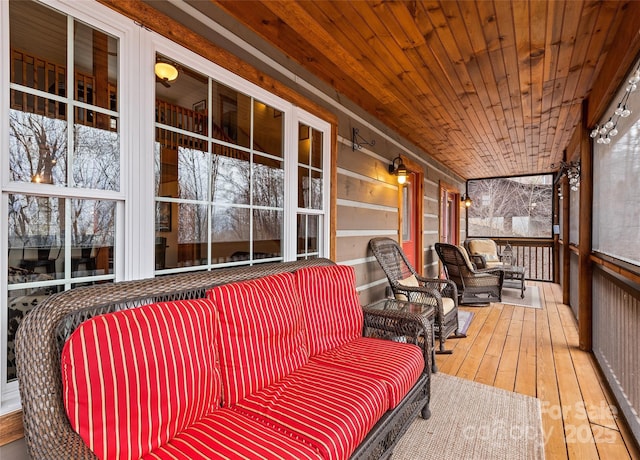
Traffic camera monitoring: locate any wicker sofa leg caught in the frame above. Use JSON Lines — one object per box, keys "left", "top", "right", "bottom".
{"left": 421, "top": 402, "right": 431, "bottom": 419}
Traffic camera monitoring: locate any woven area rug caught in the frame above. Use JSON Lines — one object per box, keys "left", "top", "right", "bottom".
{"left": 500, "top": 285, "right": 542, "bottom": 309}
{"left": 393, "top": 373, "right": 545, "bottom": 460}
{"left": 458, "top": 310, "right": 474, "bottom": 335}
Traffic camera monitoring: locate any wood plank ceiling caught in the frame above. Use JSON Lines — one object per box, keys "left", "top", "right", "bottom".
{"left": 202, "top": 0, "right": 630, "bottom": 179}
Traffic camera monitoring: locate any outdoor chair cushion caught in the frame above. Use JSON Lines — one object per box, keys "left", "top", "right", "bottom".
{"left": 394, "top": 274, "right": 419, "bottom": 301}
{"left": 233, "top": 361, "right": 388, "bottom": 460}
{"left": 294, "top": 265, "right": 363, "bottom": 356}
{"left": 206, "top": 272, "right": 309, "bottom": 406}
{"left": 311, "top": 337, "right": 424, "bottom": 408}
{"left": 142, "top": 408, "right": 322, "bottom": 460}
{"left": 394, "top": 275, "right": 455, "bottom": 315}
{"left": 457, "top": 245, "right": 476, "bottom": 269}
{"left": 467, "top": 239, "right": 499, "bottom": 261}
{"left": 61, "top": 299, "right": 221, "bottom": 460}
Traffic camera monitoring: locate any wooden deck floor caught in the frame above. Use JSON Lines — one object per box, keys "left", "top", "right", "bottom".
{"left": 435, "top": 281, "right": 640, "bottom": 460}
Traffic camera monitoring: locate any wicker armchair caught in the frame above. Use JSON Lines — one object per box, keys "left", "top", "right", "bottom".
{"left": 435, "top": 243, "right": 504, "bottom": 305}
{"left": 369, "top": 237, "right": 463, "bottom": 355}
{"left": 464, "top": 238, "right": 516, "bottom": 269}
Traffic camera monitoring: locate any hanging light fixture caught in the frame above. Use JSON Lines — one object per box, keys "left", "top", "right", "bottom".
{"left": 388, "top": 155, "right": 408, "bottom": 185}
{"left": 154, "top": 61, "right": 179, "bottom": 83}
{"left": 590, "top": 61, "right": 640, "bottom": 144}
{"left": 553, "top": 161, "right": 581, "bottom": 192}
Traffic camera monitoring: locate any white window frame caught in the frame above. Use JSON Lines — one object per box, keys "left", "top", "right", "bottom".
{"left": 147, "top": 34, "right": 331, "bottom": 273}
{"left": 0, "top": 0, "right": 139, "bottom": 415}
{"left": 1, "top": 0, "right": 331, "bottom": 414}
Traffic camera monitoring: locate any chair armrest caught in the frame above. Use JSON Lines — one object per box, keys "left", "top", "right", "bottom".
{"left": 414, "top": 276, "right": 458, "bottom": 301}
{"left": 391, "top": 283, "right": 452, "bottom": 319}
{"left": 362, "top": 305, "right": 433, "bottom": 371}
{"left": 469, "top": 254, "right": 487, "bottom": 269}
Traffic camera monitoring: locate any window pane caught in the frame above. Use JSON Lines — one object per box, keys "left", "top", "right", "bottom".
{"left": 211, "top": 150, "right": 250, "bottom": 205}
{"left": 10, "top": 1, "right": 67, "bottom": 93}
{"left": 155, "top": 131, "right": 209, "bottom": 200}
{"left": 74, "top": 22, "right": 118, "bottom": 114}
{"left": 155, "top": 55, "right": 208, "bottom": 136}
{"left": 467, "top": 175, "right": 553, "bottom": 238}
{"left": 297, "top": 214, "right": 319, "bottom": 257}
{"left": 212, "top": 83, "right": 251, "bottom": 148}
{"left": 253, "top": 155, "right": 284, "bottom": 208}
{"left": 8, "top": 194, "right": 65, "bottom": 279}
{"left": 161, "top": 202, "right": 208, "bottom": 269}
{"left": 298, "top": 124, "right": 311, "bottom": 165}
{"left": 253, "top": 100, "right": 283, "bottom": 157}
{"left": 9, "top": 103, "right": 68, "bottom": 185}
{"left": 311, "top": 128, "right": 323, "bottom": 169}
{"left": 254, "top": 209, "right": 282, "bottom": 259}
{"left": 73, "top": 124, "right": 120, "bottom": 191}
{"left": 71, "top": 199, "right": 115, "bottom": 277}
{"left": 212, "top": 206, "right": 249, "bottom": 262}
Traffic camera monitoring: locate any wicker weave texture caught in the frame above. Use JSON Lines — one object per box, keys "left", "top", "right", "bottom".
{"left": 434, "top": 243, "right": 504, "bottom": 304}
{"left": 369, "top": 238, "right": 461, "bottom": 352}
{"left": 15, "top": 257, "right": 430, "bottom": 460}
{"left": 15, "top": 259, "right": 332, "bottom": 460}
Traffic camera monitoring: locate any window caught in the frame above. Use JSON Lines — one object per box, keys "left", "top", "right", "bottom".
{"left": 1, "top": 0, "right": 331, "bottom": 414}
{"left": 297, "top": 123, "right": 324, "bottom": 259}
{"left": 3, "top": 1, "right": 121, "bottom": 392}
{"left": 593, "top": 63, "right": 640, "bottom": 266}
{"left": 467, "top": 175, "right": 553, "bottom": 238}
{"left": 153, "top": 53, "right": 330, "bottom": 272}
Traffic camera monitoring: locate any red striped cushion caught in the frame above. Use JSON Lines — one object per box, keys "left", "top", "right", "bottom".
{"left": 142, "top": 408, "right": 322, "bottom": 460}
{"left": 295, "top": 265, "right": 364, "bottom": 356}
{"left": 312, "top": 337, "right": 424, "bottom": 408}
{"left": 234, "top": 362, "right": 388, "bottom": 460}
{"left": 206, "top": 272, "right": 309, "bottom": 406}
{"left": 61, "top": 299, "right": 221, "bottom": 460}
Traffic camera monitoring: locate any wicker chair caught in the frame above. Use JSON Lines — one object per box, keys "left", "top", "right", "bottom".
{"left": 369, "top": 237, "right": 463, "bottom": 355}
{"left": 435, "top": 242, "right": 504, "bottom": 305}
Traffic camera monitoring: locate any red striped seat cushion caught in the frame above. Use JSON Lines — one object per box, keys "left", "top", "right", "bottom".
{"left": 295, "top": 265, "right": 363, "bottom": 356}
{"left": 233, "top": 361, "right": 388, "bottom": 460}
{"left": 61, "top": 299, "right": 221, "bottom": 460}
{"left": 312, "top": 337, "right": 424, "bottom": 408}
{"left": 142, "top": 408, "right": 322, "bottom": 460}
{"left": 206, "top": 272, "right": 309, "bottom": 406}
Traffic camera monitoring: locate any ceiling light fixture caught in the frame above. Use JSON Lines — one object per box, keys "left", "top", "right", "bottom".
{"left": 388, "top": 155, "right": 408, "bottom": 185}
{"left": 154, "top": 62, "right": 179, "bottom": 82}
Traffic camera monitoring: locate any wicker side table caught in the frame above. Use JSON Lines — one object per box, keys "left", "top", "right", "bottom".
{"left": 500, "top": 264, "right": 526, "bottom": 298}
{"left": 363, "top": 298, "right": 437, "bottom": 373}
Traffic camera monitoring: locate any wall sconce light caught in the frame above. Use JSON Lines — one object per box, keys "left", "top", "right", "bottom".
{"left": 155, "top": 61, "right": 179, "bottom": 83}
{"left": 388, "top": 155, "right": 408, "bottom": 185}
{"left": 461, "top": 194, "right": 473, "bottom": 208}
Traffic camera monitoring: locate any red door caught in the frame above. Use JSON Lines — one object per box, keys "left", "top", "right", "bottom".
{"left": 401, "top": 172, "right": 420, "bottom": 268}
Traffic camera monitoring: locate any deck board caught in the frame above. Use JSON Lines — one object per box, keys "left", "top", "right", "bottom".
{"left": 435, "top": 281, "right": 640, "bottom": 459}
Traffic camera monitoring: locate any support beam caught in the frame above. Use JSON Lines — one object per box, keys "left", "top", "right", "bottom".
{"left": 561, "top": 176, "right": 570, "bottom": 305}
{"left": 578, "top": 100, "right": 593, "bottom": 351}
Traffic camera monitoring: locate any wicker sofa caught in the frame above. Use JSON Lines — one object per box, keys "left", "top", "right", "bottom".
{"left": 16, "top": 259, "right": 431, "bottom": 460}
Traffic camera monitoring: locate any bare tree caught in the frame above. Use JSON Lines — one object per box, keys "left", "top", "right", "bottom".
{"left": 468, "top": 176, "right": 553, "bottom": 238}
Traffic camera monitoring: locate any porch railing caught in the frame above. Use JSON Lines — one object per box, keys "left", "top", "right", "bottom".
{"left": 492, "top": 238, "right": 554, "bottom": 282}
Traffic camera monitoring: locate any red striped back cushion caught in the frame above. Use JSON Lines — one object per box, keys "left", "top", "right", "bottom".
{"left": 206, "top": 272, "right": 309, "bottom": 406}
{"left": 295, "top": 265, "right": 363, "bottom": 356}
{"left": 61, "top": 299, "right": 221, "bottom": 460}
